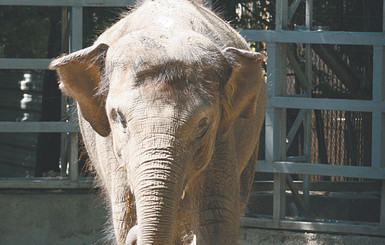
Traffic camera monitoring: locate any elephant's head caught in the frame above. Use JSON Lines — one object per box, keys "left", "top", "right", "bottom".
{"left": 50, "top": 30, "right": 264, "bottom": 244}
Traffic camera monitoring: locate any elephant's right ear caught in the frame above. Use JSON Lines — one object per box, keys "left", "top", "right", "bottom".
{"left": 218, "top": 47, "right": 266, "bottom": 136}
{"left": 49, "top": 43, "right": 111, "bottom": 137}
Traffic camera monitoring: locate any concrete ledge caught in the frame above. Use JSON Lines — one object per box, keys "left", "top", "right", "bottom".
{"left": 0, "top": 189, "right": 107, "bottom": 245}
{"left": 240, "top": 227, "right": 385, "bottom": 245}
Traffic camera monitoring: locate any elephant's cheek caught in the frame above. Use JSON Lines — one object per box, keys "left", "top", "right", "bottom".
{"left": 193, "top": 135, "right": 216, "bottom": 172}
{"left": 112, "top": 136, "right": 123, "bottom": 160}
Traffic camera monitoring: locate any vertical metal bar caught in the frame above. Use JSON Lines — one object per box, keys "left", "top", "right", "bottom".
{"left": 67, "top": 6, "right": 83, "bottom": 182}
{"left": 266, "top": 43, "right": 278, "bottom": 163}
{"left": 371, "top": 112, "right": 385, "bottom": 170}
{"left": 266, "top": 43, "right": 287, "bottom": 163}
{"left": 303, "top": 0, "right": 313, "bottom": 212}
{"left": 374, "top": 0, "right": 385, "bottom": 226}
{"left": 69, "top": 133, "right": 79, "bottom": 182}
{"left": 305, "top": 0, "right": 313, "bottom": 30}
{"left": 268, "top": 0, "right": 288, "bottom": 220}
{"left": 70, "top": 6, "right": 83, "bottom": 52}
{"left": 278, "top": 0, "right": 288, "bottom": 221}
{"left": 276, "top": 0, "right": 288, "bottom": 31}
{"left": 383, "top": 0, "right": 385, "bottom": 33}
{"left": 273, "top": 173, "right": 287, "bottom": 220}
{"left": 302, "top": 174, "right": 310, "bottom": 214}
{"left": 381, "top": 0, "right": 385, "bottom": 228}
{"left": 61, "top": 7, "right": 70, "bottom": 53}
{"left": 381, "top": 180, "right": 385, "bottom": 228}
{"left": 266, "top": 42, "right": 287, "bottom": 220}
{"left": 60, "top": 7, "right": 70, "bottom": 177}
{"left": 374, "top": 0, "right": 385, "bottom": 227}
{"left": 372, "top": 47, "right": 385, "bottom": 169}
{"left": 302, "top": 108, "right": 311, "bottom": 211}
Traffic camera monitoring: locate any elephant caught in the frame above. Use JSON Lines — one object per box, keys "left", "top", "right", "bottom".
{"left": 50, "top": 0, "right": 266, "bottom": 244}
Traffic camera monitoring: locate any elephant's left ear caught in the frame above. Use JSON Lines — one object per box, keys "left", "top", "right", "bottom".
{"left": 219, "top": 47, "right": 266, "bottom": 136}
{"left": 49, "top": 43, "right": 111, "bottom": 137}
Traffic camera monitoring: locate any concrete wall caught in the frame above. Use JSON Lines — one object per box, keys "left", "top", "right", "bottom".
{"left": 1, "top": 189, "right": 385, "bottom": 245}
{"left": 240, "top": 228, "right": 385, "bottom": 245}
{"left": 0, "top": 189, "right": 107, "bottom": 245}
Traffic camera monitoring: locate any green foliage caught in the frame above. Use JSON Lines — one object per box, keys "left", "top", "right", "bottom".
{"left": 0, "top": 6, "right": 61, "bottom": 58}
{"left": 234, "top": 0, "right": 274, "bottom": 30}
{"left": 0, "top": 6, "right": 127, "bottom": 58}
{"left": 83, "top": 7, "right": 127, "bottom": 47}
{"left": 229, "top": 1, "right": 274, "bottom": 52}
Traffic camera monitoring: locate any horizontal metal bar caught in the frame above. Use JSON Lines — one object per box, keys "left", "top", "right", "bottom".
{"left": 0, "top": 58, "right": 51, "bottom": 70}
{"left": 242, "top": 217, "right": 385, "bottom": 237}
{"left": 0, "top": 122, "right": 79, "bottom": 133}
{"left": 268, "top": 96, "right": 385, "bottom": 112}
{"left": 251, "top": 180, "right": 382, "bottom": 192}
{"left": 256, "top": 161, "right": 385, "bottom": 180}
{"left": 0, "top": 178, "right": 93, "bottom": 189}
{"left": 0, "top": 0, "right": 134, "bottom": 7}
{"left": 240, "top": 30, "right": 385, "bottom": 46}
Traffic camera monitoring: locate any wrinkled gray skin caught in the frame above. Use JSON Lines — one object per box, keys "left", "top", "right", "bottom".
{"left": 50, "top": 0, "right": 266, "bottom": 244}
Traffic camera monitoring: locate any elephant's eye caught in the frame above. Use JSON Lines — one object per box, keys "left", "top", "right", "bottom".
{"left": 194, "top": 118, "right": 210, "bottom": 140}
{"left": 111, "top": 109, "right": 128, "bottom": 133}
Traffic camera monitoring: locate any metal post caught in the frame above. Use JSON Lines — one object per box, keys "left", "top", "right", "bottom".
{"left": 69, "top": 133, "right": 79, "bottom": 182}
{"left": 374, "top": 0, "right": 385, "bottom": 227}
{"left": 61, "top": 7, "right": 70, "bottom": 53}
{"left": 273, "top": 173, "right": 287, "bottom": 220}
{"left": 67, "top": 6, "right": 83, "bottom": 182}
{"left": 371, "top": 8, "right": 385, "bottom": 171}
{"left": 266, "top": 41, "right": 287, "bottom": 220}
{"left": 305, "top": 0, "right": 313, "bottom": 30}
{"left": 60, "top": 7, "right": 70, "bottom": 177}
{"left": 381, "top": 180, "right": 385, "bottom": 228}
{"left": 268, "top": 0, "right": 288, "bottom": 221}
{"left": 276, "top": 0, "right": 288, "bottom": 31}
{"left": 303, "top": 0, "right": 313, "bottom": 213}
{"left": 266, "top": 42, "right": 288, "bottom": 162}
{"left": 70, "top": 6, "right": 83, "bottom": 52}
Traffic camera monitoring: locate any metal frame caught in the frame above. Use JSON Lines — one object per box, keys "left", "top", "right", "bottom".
{"left": 0, "top": 0, "right": 135, "bottom": 189}
{"left": 240, "top": 0, "right": 385, "bottom": 236}
{"left": 0, "top": 0, "right": 384, "bottom": 236}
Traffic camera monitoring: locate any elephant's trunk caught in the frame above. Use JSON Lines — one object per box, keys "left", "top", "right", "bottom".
{"left": 130, "top": 144, "right": 184, "bottom": 245}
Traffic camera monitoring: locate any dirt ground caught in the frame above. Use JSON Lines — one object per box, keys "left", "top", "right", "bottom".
{"left": 240, "top": 228, "right": 385, "bottom": 245}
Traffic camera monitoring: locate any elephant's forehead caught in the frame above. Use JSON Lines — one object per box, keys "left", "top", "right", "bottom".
{"left": 106, "top": 29, "right": 223, "bottom": 70}
{"left": 107, "top": 61, "right": 200, "bottom": 95}
{"left": 104, "top": 29, "right": 225, "bottom": 92}
{"left": 106, "top": 55, "right": 220, "bottom": 102}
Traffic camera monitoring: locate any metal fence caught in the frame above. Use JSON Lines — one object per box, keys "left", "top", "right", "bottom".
{"left": 240, "top": 0, "right": 385, "bottom": 237}
{"left": 0, "top": 0, "right": 135, "bottom": 188}
{"left": 0, "top": 0, "right": 384, "bottom": 237}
